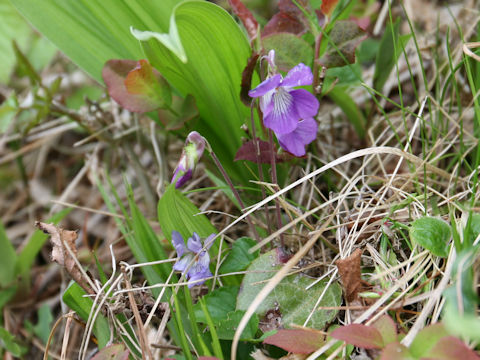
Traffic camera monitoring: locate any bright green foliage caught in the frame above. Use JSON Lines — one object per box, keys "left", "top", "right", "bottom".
{"left": 237, "top": 250, "right": 342, "bottom": 329}
{"left": 0, "top": 326, "right": 27, "bottom": 357}
{"left": 10, "top": 0, "right": 179, "bottom": 82}
{"left": 138, "top": 1, "right": 253, "bottom": 182}
{"left": 219, "top": 237, "right": 258, "bottom": 274}
{"left": 263, "top": 33, "right": 314, "bottom": 70}
{"left": 409, "top": 324, "right": 449, "bottom": 358}
{"left": 0, "top": 223, "right": 16, "bottom": 288}
{"left": 62, "top": 282, "right": 110, "bottom": 348}
{"left": 193, "top": 286, "right": 239, "bottom": 324}
{"left": 158, "top": 184, "right": 218, "bottom": 254}
{"left": 409, "top": 217, "right": 451, "bottom": 257}
{"left": 373, "top": 19, "right": 411, "bottom": 92}
{"left": 216, "top": 310, "right": 259, "bottom": 341}
{"left": 0, "top": 0, "right": 31, "bottom": 83}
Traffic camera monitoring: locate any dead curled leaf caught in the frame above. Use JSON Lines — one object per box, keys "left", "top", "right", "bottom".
{"left": 335, "top": 248, "right": 364, "bottom": 302}
{"left": 35, "top": 222, "right": 94, "bottom": 295}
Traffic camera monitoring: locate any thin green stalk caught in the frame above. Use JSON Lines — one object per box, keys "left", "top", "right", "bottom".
{"left": 183, "top": 287, "right": 211, "bottom": 356}
{"left": 199, "top": 297, "right": 224, "bottom": 360}
{"left": 268, "top": 129, "right": 284, "bottom": 247}
{"left": 172, "top": 290, "right": 194, "bottom": 360}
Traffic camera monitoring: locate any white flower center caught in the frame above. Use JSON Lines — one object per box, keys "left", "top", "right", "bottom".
{"left": 273, "top": 87, "right": 292, "bottom": 117}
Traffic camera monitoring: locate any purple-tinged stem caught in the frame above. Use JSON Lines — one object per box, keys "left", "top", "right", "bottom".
{"left": 312, "top": 31, "right": 324, "bottom": 95}
{"left": 208, "top": 150, "right": 260, "bottom": 242}
{"left": 251, "top": 101, "right": 272, "bottom": 236}
{"left": 268, "top": 129, "right": 284, "bottom": 247}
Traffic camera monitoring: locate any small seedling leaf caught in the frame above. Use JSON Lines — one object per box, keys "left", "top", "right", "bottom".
{"left": 330, "top": 324, "right": 384, "bottom": 349}
{"left": 409, "top": 217, "right": 451, "bottom": 257}
{"left": 425, "top": 336, "right": 480, "bottom": 360}
{"left": 262, "top": 0, "right": 308, "bottom": 37}
{"left": 91, "top": 344, "right": 129, "bottom": 360}
{"left": 228, "top": 0, "right": 259, "bottom": 41}
{"left": 320, "top": 0, "right": 340, "bottom": 17}
{"left": 379, "top": 342, "right": 413, "bottom": 360}
{"left": 263, "top": 328, "right": 325, "bottom": 354}
{"left": 409, "top": 323, "right": 448, "bottom": 358}
{"left": 372, "top": 315, "right": 397, "bottom": 345}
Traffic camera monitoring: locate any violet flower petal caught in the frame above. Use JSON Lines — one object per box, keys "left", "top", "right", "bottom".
{"left": 173, "top": 169, "right": 192, "bottom": 189}
{"left": 204, "top": 233, "right": 216, "bottom": 250}
{"left": 248, "top": 74, "right": 282, "bottom": 98}
{"left": 171, "top": 231, "right": 186, "bottom": 257}
{"left": 290, "top": 89, "right": 319, "bottom": 119}
{"left": 187, "top": 232, "right": 202, "bottom": 253}
{"left": 263, "top": 87, "right": 299, "bottom": 134}
{"left": 281, "top": 63, "right": 313, "bottom": 88}
{"left": 173, "top": 253, "right": 194, "bottom": 273}
{"left": 277, "top": 117, "right": 318, "bottom": 156}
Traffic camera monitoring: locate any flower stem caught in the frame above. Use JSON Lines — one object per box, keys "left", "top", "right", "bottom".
{"left": 208, "top": 149, "right": 260, "bottom": 242}
{"left": 251, "top": 101, "right": 272, "bottom": 236}
{"left": 312, "top": 30, "right": 325, "bottom": 95}
{"left": 268, "top": 129, "right": 284, "bottom": 247}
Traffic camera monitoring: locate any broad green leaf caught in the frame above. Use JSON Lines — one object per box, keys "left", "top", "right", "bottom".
{"left": 158, "top": 184, "right": 218, "bottom": 253}
{"left": 327, "top": 86, "right": 366, "bottom": 139}
{"left": 409, "top": 324, "right": 448, "bottom": 358}
{"left": 371, "top": 315, "right": 397, "bottom": 345}
{"left": 262, "top": 33, "right": 314, "bottom": 71}
{"left": 10, "top": 0, "right": 180, "bottom": 82}
{"left": 237, "top": 250, "right": 342, "bottom": 329}
{"left": 0, "top": 222, "right": 16, "bottom": 287}
{"left": 0, "top": 94, "right": 18, "bottom": 133}
{"left": 32, "top": 304, "right": 54, "bottom": 344}
{"left": 380, "top": 342, "right": 414, "bottom": 360}
{"left": 216, "top": 310, "right": 258, "bottom": 341}
{"left": 219, "top": 237, "right": 258, "bottom": 274}
{"left": 409, "top": 217, "right": 451, "bottom": 257}
{"left": 62, "top": 282, "right": 110, "bottom": 348}
{"left": 0, "top": 0, "right": 31, "bottom": 83}
{"left": 193, "top": 286, "right": 239, "bottom": 324}
{"left": 139, "top": 1, "right": 253, "bottom": 183}
{"left": 127, "top": 194, "right": 173, "bottom": 298}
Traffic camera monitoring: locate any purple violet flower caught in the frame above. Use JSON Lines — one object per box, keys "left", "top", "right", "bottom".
{"left": 277, "top": 117, "right": 318, "bottom": 157}
{"left": 171, "top": 231, "right": 215, "bottom": 288}
{"left": 248, "top": 62, "right": 319, "bottom": 135}
{"left": 171, "top": 131, "right": 206, "bottom": 188}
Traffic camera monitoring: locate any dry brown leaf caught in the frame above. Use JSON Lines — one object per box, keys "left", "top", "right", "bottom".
{"left": 35, "top": 222, "right": 94, "bottom": 295}
{"left": 335, "top": 248, "right": 364, "bottom": 302}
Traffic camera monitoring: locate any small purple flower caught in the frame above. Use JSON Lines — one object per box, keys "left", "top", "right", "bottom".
{"left": 277, "top": 117, "right": 318, "bottom": 157}
{"left": 171, "top": 231, "right": 215, "bottom": 288}
{"left": 171, "top": 131, "right": 206, "bottom": 188}
{"left": 248, "top": 62, "right": 319, "bottom": 135}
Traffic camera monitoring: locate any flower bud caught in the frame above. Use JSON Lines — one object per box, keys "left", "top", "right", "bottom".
{"left": 171, "top": 131, "right": 206, "bottom": 188}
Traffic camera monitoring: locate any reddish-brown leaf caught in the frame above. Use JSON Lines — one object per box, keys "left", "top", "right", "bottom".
{"left": 335, "top": 248, "right": 364, "bottom": 302}
{"left": 331, "top": 324, "right": 384, "bottom": 349}
{"left": 240, "top": 53, "right": 259, "bottom": 106}
{"left": 234, "top": 138, "right": 288, "bottom": 163}
{"left": 102, "top": 59, "right": 171, "bottom": 113}
{"left": 228, "top": 0, "right": 259, "bottom": 41}
{"left": 425, "top": 336, "right": 480, "bottom": 360}
{"left": 263, "top": 329, "right": 325, "bottom": 354}
{"left": 318, "top": 20, "right": 367, "bottom": 68}
{"left": 320, "top": 0, "right": 340, "bottom": 17}
{"left": 262, "top": 0, "right": 309, "bottom": 37}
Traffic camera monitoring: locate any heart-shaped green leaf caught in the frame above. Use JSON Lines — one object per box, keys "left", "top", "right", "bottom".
{"left": 409, "top": 217, "right": 451, "bottom": 257}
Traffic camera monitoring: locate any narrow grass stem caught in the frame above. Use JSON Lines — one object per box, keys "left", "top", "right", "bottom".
{"left": 312, "top": 31, "right": 324, "bottom": 95}
{"left": 208, "top": 149, "right": 260, "bottom": 242}
{"left": 268, "top": 129, "right": 284, "bottom": 247}
{"left": 251, "top": 100, "right": 272, "bottom": 236}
